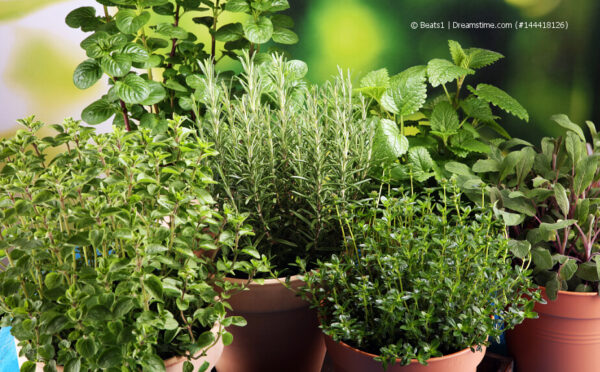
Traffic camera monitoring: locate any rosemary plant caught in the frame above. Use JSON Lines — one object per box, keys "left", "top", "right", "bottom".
{"left": 190, "top": 54, "right": 376, "bottom": 273}
{"left": 301, "top": 183, "right": 540, "bottom": 368}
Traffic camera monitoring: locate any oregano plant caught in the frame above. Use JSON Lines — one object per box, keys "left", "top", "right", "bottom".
{"left": 0, "top": 116, "right": 267, "bottom": 371}
{"left": 357, "top": 40, "right": 528, "bottom": 187}
{"left": 67, "top": 0, "right": 297, "bottom": 132}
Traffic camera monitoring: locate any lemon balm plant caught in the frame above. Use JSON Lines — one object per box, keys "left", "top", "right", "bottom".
{"left": 300, "top": 184, "right": 540, "bottom": 371}
{"left": 0, "top": 116, "right": 264, "bottom": 371}
{"left": 67, "top": 0, "right": 297, "bottom": 132}
{"left": 357, "top": 40, "right": 528, "bottom": 186}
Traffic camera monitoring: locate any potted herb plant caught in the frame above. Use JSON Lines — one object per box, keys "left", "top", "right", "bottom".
{"left": 183, "top": 54, "right": 377, "bottom": 372}
{"left": 67, "top": 0, "right": 297, "bottom": 131}
{"left": 455, "top": 115, "right": 600, "bottom": 372}
{"left": 0, "top": 116, "right": 264, "bottom": 371}
{"left": 300, "top": 183, "right": 539, "bottom": 372}
{"left": 356, "top": 40, "right": 529, "bottom": 187}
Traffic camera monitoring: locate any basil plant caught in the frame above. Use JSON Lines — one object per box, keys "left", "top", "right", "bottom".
{"left": 0, "top": 116, "right": 267, "bottom": 371}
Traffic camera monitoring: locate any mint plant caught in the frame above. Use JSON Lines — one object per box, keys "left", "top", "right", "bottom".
{"left": 67, "top": 0, "right": 297, "bottom": 132}
{"left": 190, "top": 54, "right": 375, "bottom": 273}
{"left": 300, "top": 184, "right": 539, "bottom": 368}
{"left": 0, "top": 116, "right": 266, "bottom": 371}
{"left": 455, "top": 115, "right": 600, "bottom": 299}
{"left": 358, "top": 40, "right": 528, "bottom": 186}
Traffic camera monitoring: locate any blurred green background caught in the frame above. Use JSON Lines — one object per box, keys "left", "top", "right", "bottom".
{"left": 0, "top": 0, "right": 598, "bottom": 141}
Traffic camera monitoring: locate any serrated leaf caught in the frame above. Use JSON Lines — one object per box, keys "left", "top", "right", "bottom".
{"left": 100, "top": 53, "right": 132, "bottom": 78}
{"left": 551, "top": 114, "right": 585, "bottom": 141}
{"left": 243, "top": 16, "right": 273, "bottom": 44}
{"left": 372, "top": 118, "right": 408, "bottom": 165}
{"left": 469, "top": 84, "right": 529, "bottom": 122}
{"left": 115, "top": 9, "right": 150, "bottom": 34}
{"left": 460, "top": 97, "right": 495, "bottom": 122}
{"left": 463, "top": 47, "right": 504, "bottom": 69}
{"left": 73, "top": 59, "right": 103, "bottom": 89}
{"left": 82, "top": 98, "right": 115, "bottom": 124}
{"left": 430, "top": 101, "right": 459, "bottom": 142}
{"left": 407, "top": 146, "right": 435, "bottom": 182}
{"left": 272, "top": 27, "right": 298, "bottom": 44}
{"left": 448, "top": 40, "right": 466, "bottom": 66}
{"left": 115, "top": 74, "right": 150, "bottom": 104}
{"left": 356, "top": 68, "right": 389, "bottom": 101}
{"left": 427, "top": 58, "right": 473, "bottom": 87}
{"left": 383, "top": 65, "right": 427, "bottom": 116}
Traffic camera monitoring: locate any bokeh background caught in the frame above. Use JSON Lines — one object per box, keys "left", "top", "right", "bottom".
{"left": 1, "top": 0, "right": 598, "bottom": 142}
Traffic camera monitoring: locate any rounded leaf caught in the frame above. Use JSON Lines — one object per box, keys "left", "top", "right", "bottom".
{"left": 100, "top": 53, "right": 132, "bottom": 77}
{"left": 286, "top": 60, "right": 307, "bottom": 80}
{"left": 121, "top": 42, "right": 149, "bottom": 63}
{"left": 115, "top": 9, "right": 150, "bottom": 34}
{"left": 272, "top": 27, "right": 298, "bottom": 45}
{"left": 115, "top": 74, "right": 150, "bottom": 104}
{"left": 243, "top": 16, "right": 273, "bottom": 44}
{"left": 73, "top": 59, "right": 103, "bottom": 89}
{"left": 140, "top": 80, "right": 166, "bottom": 105}
{"left": 82, "top": 99, "right": 116, "bottom": 124}
{"left": 65, "top": 7, "right": 101, "bottom": 32}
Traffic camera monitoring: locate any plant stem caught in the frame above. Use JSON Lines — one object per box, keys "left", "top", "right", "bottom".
{"left": 119, "top": 100, "right": 131, "bottom": 131}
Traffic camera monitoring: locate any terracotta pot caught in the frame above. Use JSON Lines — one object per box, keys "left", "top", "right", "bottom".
{"left": 507, "top": 286, "right": 600, "bottom": 372}
{"left": 18, "top": 324, "right": 224, "bottom": 372}
{"left": 324, "top": 333, "right": 485, "bottom": 372}
{"left": 215, "top": 275, "right": 326, "bottom": 372}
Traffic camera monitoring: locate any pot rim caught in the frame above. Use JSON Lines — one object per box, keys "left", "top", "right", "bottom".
{"left": 540, "top": 285, "right": 599, "bottom": 297}
{"left": 226, "top": 274, "right": 304, "bottom": 286}
{"left": 323, "top": 333, "right": 484, "bottom": 364}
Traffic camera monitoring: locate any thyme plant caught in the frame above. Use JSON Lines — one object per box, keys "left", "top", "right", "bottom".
{"left": 301, "top": 184, "right": 539, "bottom": 368}
{"left": 0, "top": 116, "right": 266, "bottom": 371}
{"left": 190, "top": 54, "right": 376, "bottom": 273}
{"left": 67, "top": 0, "right": 297, "bottom": 131}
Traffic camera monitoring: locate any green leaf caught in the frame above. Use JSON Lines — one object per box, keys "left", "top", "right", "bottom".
{"left": 272, "top": 27, "right": 298, "bottom": 44}
{"left": 21, "top": 362, "right": 36, "bottom": 372}
{"left": 372, "top": 118, "right": 408, "bottom": 165}
{"left": 156, "top": 23, "right": 189, "bottom": 39}
{"left": 44, "top": 272, "right": 61, "bottom": 289}
{"left": 64, "top": 359, "right": 81, "bottom": 372}
{"left": 427, "top": 58, "right": 473, "bottom": 87}
{"left": 539, "top": 219, "right": 577, "bottom": 231}
{"left": 65, "top": 7, "right": 101, "bottom": 31}
{"left": 356, "top": 68, "right": 389, "bottom": 101}
{"left": 460, "top": 97, "right": 495, "bottom": 122}
{"left": 286, "top": 60, "right": 308, "bottom": 80}
{"left": 444, "top": 161, "right": 472, "bottom": 177}
{"left": 576, "top": 262, "right": 599, "bottom": 282}
{"left": 551, "top": 114, "right": 585, "bottom": 141}
{"left": 559, "top": 258, "right": 578, "bottom": 281}
{"left": 115, "top": 9, "right": 150, "bottom": 34}
{"left": 448, "top": 40, "right": 466, "bottom": 66}
{"left": 472, "top": 159, "right": 500, "bottom": 173}
{"left": 272, "top": 14, "right": 294, "bottom": 28}
{"left": 407, "top": 146, "right": 435, "bottom": 182}
{"left": 574, "top": 155, "right": 599, "bottom": 196}
{"left": 115, "top": 74, "right": 150, "bottom": 104}
{"left": 468, "top": 84, "right": 529, "bottom": 122}
{"left": 222, "top": 331, "right": 233, "bottom": 346}
{"left": 493, "top": 203, "right": 524, "bottom": 226}
{"left": 165, "top": 79, "right": 187, "bottom": 92}
{"left": 225, "top": 0, "right": 250, "bottom": 12}
{"left": 141, "top": 354, "right": 166, "bottom": 372}
{"left": 430, "top": 101, "right": 459, "bottom": 142}
{"left": 508, "top": 240, "right": 530, "bottom": 259}
{"left": 73, "top": 59, "right": 103, "bottom": 89}
{"left": 554, "top": 183, "right": 569, "bottom": 217}
{"left": 545, "top": 276, "right": 560, "bottom": 300}
{"left": 383, "top": 65, "right": 427, "bottom": 116}
{"left": 243, "top": 16, "right": 273, "bottom": 44}
{"left": 140, "top": 80, "right": 166, "bottom": 105}
{"left": 215, "top": 23, "right": 244, "bottom": 42}
{"left": 121, "top": 43, "right": 149, "bottom": 63}
{"left": 144, "top": 274, "right": 163, "bottom": 300}
{"left": 82, "top": 98, "right": 115, "bottom": 124}
{"left": 531, "top": 247, "right": 554, "bottom": 270}
{"left": 515, "top": 146, "right": 535, "bottom": 185}
{"left": 463, "top": 47, "right": 504, "bottom": 69}
{"left": 100, "top": 54, "right": 132, "bottom": 78}
{"left": 97, "top": 348, "right": 122, "bottom": 369}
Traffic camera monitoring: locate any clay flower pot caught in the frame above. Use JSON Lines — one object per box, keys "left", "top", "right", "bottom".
{"left": 323, "top": 333, "right": 485, "bottom": 372}
{"left": 17, "top": 325, "right": 224, "bottom": 372}
{"left": 507, "top": 287, "right": 600, "bottom": 372}
{"left": 215, "top": 275, "right": 326, "bottom": 372}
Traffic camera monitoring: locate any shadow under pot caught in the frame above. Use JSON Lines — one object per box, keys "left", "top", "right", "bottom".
{"left": 216, "top": 275, "right": 326, "bottom": 372}
{"left": 507, "top": 286, "right": 600, "bottom": 372}
{"left": 323, "top": 333, "right": 486, "bottom": 372}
